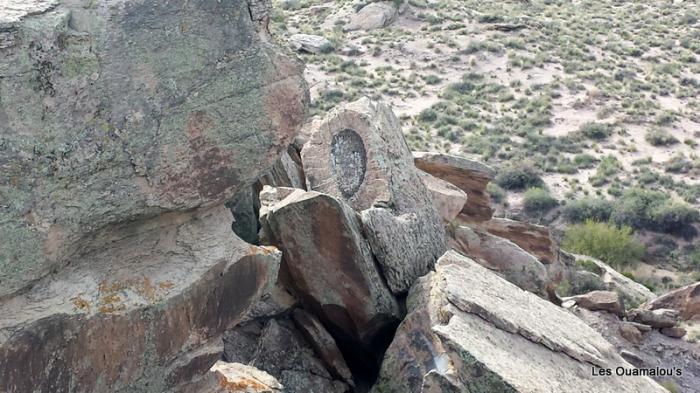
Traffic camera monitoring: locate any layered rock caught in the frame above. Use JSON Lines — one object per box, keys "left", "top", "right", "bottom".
{"left": 302, "top": 98, "right": 446, "bottom": 294}
{"left": 413, "top": 151, "right": 496, "bottom": 223}
{"left": 372, "top": 250, "right": 666, "bottom": 393}
{"left": 185, "top": 361, "right": 284, "bottom": 393}
{"left": 417, "top": 171, "right": 468, "bottom": 223}
{"left": 0, "top": 0, "right": 307, "bottom": 299}
{"left": 562, "top": 290, "right": 625, "bottom": 317}
{"left": 450, "top": 225, "right": 548, "bottom": 295}
{"left": 263, "top": 189, "right": 401, "bottom": 349}
{"left": 480, "top": 218, "right": 557, "bottom": 264}
{"left": 642, "top": 281, "right": 700, "bottom": 321}
{"left": 0, "top": 207, "right": 282, "bottom": 392}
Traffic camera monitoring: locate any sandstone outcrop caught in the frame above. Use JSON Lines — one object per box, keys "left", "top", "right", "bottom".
{"left": 450, "top": 225, "right": 548, "bottom": 295}
{"left": 289, "top": 33, "right": 332, "bottom": 54}
{"left": 642, "top": 281, "right": 700, "bottom": 321}
{"left": 629, "top": 308, "right": 680, "bottom": 329}
{"left": 263, "top": 189, "right": 401, "bottom": 349}
{"left": 414, "top": 151, "right": 496, "bottom": 223}
{"left": 480, "top": 218, "right": 557, "bottom": 264}
{"left": 372, "top": 250, "right": 666, "bottom": 393}
{"left": 417, "top": 171, "right": 468, "bottom": 223}
{"left": 190, "top": 361, "right": 285, "bottom": 393}
{"left": 301, "top": 98, "right": 446, "bottom": 294}
{"left": 0, "top": 0, "right": 307, "bottom": 390}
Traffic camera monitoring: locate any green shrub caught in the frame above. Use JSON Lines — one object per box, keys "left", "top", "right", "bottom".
{"left": 562, "top": 198, "right": 613, "bottom": 222}
{"left": 645, "top": 127, "right": 679, "bottom": 146}
{"left": 611, "top": 188, "right": 700, "bottom": 233}
{"left": 523, "top": 188, "right": 558, "bottom": 214}
{"left": 487, "top": 183, "right": 507, "bottom": 204}
{"left": 418, "top": 108, "right": 438, "bottom": 122}
{"left": 495, "top": 165, "right": 544, "bottom": 190}
{"left": 562, "top": 220, "right": 645, "bottom": 269}
{"left": 579, "top": 122, "right": 612, "bottom": 140}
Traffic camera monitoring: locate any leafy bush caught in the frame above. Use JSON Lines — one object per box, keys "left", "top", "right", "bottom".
{"left": 579, "top": 122, "right": 612, "bottom": 140}
{"left": 645, "top": 127, "right": 678, "bottom": 146}
{"left": 486, "top": 183, "right": 507, "bottom": 204}
{"left": 562, "top": 197, "right": 613, "bottom": 222}
{"left": 523, "top": 188, "right": 558, "bottom": 214}
{"left": 562, "top": 220, "right": 645, "bottom": 268}
{"left": 610, "top": 188, "right": 700, "bottom": 233}
{"left": 495, "top": 165, "right": 544, "bottom": 190}
{"left": 418, "top": 108, "right": 438, "bottom": 122}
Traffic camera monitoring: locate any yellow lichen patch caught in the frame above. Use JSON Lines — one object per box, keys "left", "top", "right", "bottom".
{"left": 158, "top": 280, "right": 175, "bottom": 290}
{"left": 135, "top": 277, "right": 157, "bottom": 303}
{"left": 98, "top": 293, "right": 125, "bottom": 314}
{"left": 98, "top": 280, "right": 128, "bottom": 294}
{"left": 217, "top": 374, "right": 269, "bottom": 392}
{"left": 71, "top": 295, "right": 91, "bottom": 311}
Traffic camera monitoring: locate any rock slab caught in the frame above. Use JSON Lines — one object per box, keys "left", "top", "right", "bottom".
{"left": 372, "top": 250, "right": 666, "bottom": 393}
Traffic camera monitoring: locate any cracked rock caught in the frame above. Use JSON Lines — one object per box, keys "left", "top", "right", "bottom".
{"left": 371, "top": 250, "right": 666, "bottom": 393}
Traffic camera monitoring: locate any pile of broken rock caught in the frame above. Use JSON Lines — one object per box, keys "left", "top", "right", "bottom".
{"left": 0, "top": 1, "right": 694, "bottom": 391}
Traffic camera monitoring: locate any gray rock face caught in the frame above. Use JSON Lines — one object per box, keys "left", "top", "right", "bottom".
{"left": 263, "top": 189, "right": 401, "bottom": 348}
{"left": 372, "top": 250, "right": 666, "bottom": 393}
{"left": 629, "top": 308, "right": 680, "bottom": 329}
{"left": 301, "top": 98, "right": 446, "bottom": 294}
{"left": 450, "top": 225, "right": 548, "bottom": 295}
{"left": 289, "top": 33, "right": 332, "bottom": 54}
{"left": 345, "top": 2, "right": 398, "bottom": 31}
{"left": 0, "top": 0, "right": 308, "bottom": 299}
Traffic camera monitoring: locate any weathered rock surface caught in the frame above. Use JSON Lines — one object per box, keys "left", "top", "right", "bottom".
{"left": 574, "top": 307, "right": 700, "bottom": 392}
{"left": 224, "top": 317, "right": 350, "bottom": 393}
{"left": 629, "top": 308, "right": 680, "bottom": 329}
{"left": 450, "top": 225, "right": 548, "bottom": 295}
{"left": 567, "top": 254, "right": 656, "bottom": 307}
{"left": 480, "top": 218, "right": 557, "bottom": 264}
{"left": 289, "top": 33, "right": 332, "bottom": 54}
{"left": 301, "top": 98, "right": 446, "bottom": 294}
{"left": 0, "top": 207, "right": 282, "bottom": 392}
{"left": 413, "top": 151, "right": 496, "bottom": 223}
{"left": 188, "top": 361, "right": 284, "bottom": 393}
{"left": 563, "top": 290, "right": 625, "bottom": 317}
{"left": 0, "top": 0, "right": 308, "bottom": 300}
{"left": 417, "top": 171, "right": 468, "bottom": 223}
{"left": 642, "top": 281, "right": 700, "bottom": 321}
{"left": 344, "top": 2, "right": 398, "bottom": 31}
{"left": 264, "top": 189, "right": 401, "bottom": 348}
{"left": 372, "top": 250, "right": 666, "bottom": 393}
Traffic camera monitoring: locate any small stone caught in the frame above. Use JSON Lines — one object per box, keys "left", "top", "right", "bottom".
{"left": 619, "top": 322, "right": 643, "bottom": 344}
{"left": 629, "top": 308, "right": 680, "bottom": 329}
{"left": 660, "top": 327, "right": 687, "bottom": 339}
{"left": 563, "top": 290, "right": 625, "bottom": 317}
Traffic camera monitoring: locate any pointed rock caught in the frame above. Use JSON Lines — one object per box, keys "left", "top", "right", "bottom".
{"left": 642, "top": 281, "right": 700, "bottom": 321}
{"left": 264, "top": 189, "right": 401, "bottom": 348}
{"left": 301, "top": 98, "right": 446, "bottom": 294}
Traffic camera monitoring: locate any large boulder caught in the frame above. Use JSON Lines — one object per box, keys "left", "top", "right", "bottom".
{"left": 563, "top": 290, "right": 626, "bottom": 317}
{"left": 413, "top": 151, "right": 496, "bottom": 223}
{"left": 450, "top": 225, "right": 548, "bottom": 295}
{"left": 642, "top": 281, "right": 700, "bottom": 321}
{"left": 0, "top": 207, "right": 282, "bottom": 392}
{"left": 301, "top": 98, "right": 446, "bottom": 294}
{"left": 0, "top": 0, "right": 308, "bottom": 390}
{"left": 263, "top": 189, "right": 401, "bottom": 349}
{"left": 0, "top": 0, "right": 308, "bottom": 300}
{"left": 372, "top": 250, "right": 666, "bottom": 393}
{"left": 289, "top": 33, "right": 332, "bottom": 54}
{"left": 344, "top": 2, "right": 398, "bottom": 31}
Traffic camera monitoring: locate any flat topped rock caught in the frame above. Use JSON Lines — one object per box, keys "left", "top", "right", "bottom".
{"left": 413, "top": 151, "right": 496, "bottom": 178}
{"left": 0, "top": 0, "right": 57, "bottom": 25}
{"left": 373, "top": 250, "right": 666, "bottom": 393}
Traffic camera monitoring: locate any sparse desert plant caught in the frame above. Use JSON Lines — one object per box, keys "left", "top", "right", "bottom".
{"left": 562, "top": 220, "right": 644, "bottom": 269}
{"left": 578, "top": 122, "right": 612, "bottom": 140}
{"left": 562, "top": 197, "right": 613, "bottom": 222}
{"left": 495, "top": 164, "right": 544, "bottom": 190}
{"left": 645, "top": 127, "right": 679, "bottom": 146}
{"left": 523, "top": 187, "right": 558, "bottom": 214}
